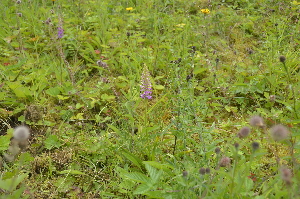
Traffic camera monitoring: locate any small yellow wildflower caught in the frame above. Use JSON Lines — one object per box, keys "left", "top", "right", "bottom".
{"left": 200, "top": 9, "right": 210, "bottom": 14}
{"left": 175, "top": 23, "right": 186, "bottom": 28}
{"left": 292, "top": 1, "right": 300, "bottom": 5}
{"left": 126, "top": 7, "right": 133, "bottom": 11}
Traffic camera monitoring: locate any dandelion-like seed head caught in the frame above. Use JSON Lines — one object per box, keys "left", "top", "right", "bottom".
{"left": 270, "top": 124, "right": 290, "bottom": 141}
{"left": 219, "top": 156, "right": 231, "bottom": 167}
{"left": 250, "top": 116, "right": 264, "bottom": 127}
{"left": 237, "top": 127, "right": 251, "bottom": 138}
{"left": 13, "top": 126, "right": 30, "bottom": 141}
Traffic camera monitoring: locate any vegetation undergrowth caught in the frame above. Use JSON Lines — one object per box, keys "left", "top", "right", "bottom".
{"left": 0, "top": 0, "right": 299, "bottom": 198}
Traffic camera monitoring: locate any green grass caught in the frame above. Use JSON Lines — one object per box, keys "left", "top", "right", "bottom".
{"left": 0, "top": 0, "right": 299, "bottom": 198}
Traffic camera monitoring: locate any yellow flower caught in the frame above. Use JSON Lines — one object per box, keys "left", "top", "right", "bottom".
{"left": 126, "top": 7, "right": 133, "bottom": 11}
{"left": 200, "top": 9, "right": 210, "bottom": 14}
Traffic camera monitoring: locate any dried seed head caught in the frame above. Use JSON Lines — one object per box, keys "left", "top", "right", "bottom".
{"left": 250, "top": 116, "right": 264, "bottom": 127}
{"left": 219, "top": 156, "right": 231, "bottom": 167}
{"left": 270, "top": 124, "right": 290, "bottom": 141}
{"left": 280, "top": 167, "right": 292, "bottom": 185}
{"left": 251, "top": 142, "right": 260, "bottom": 151}
{"left": 215, "top": 147, "right": 221, "bottom": 154}
{"left": 16, "top": 13, "right": 22, "bottom": 17}
{"left": 237, "top": 127, "right": 251, "bottom": 138}
{"left": 182, "top": 170, "right": 188, "bottom": 177}
{"left": 199, "top": 167, "right": 206, "bottom": 175}
{"left": 279, "top": 55, "right": 286, "bottom": 63}
{"left": 13, "top": 126, "right": 30, "bottom": 141}
{"left": 16, "top": 0, "right": 21, "bottom": 4}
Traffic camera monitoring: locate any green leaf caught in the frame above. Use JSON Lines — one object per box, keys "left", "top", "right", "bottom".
{"left": 153, "top": 85, "right": 164, "bottom": 90}
{"left": 124, "top": 172, "right": 150, "bottom": 183}
{"left": 0, "top": 134, "right": 11, "bottom": 151}
{"left": 0, "top": 173, "right": 28, "bottom": 192}
{"left": 143, "top": 161, "right": 174, "bottom": 176}
{"left": 46, "top": 87, "right": 61, "bottom": 96}
{"left": 44, "top": 135, "right": 62, "bottom": 150}
{"left": 133, "top": 183, "right": 152, "bottom": 195}
{"left": 145, "top": 164, "right": 162, "bottom": 183}
{"left": 122, "top": 150, "right": 143, "bottom": 169}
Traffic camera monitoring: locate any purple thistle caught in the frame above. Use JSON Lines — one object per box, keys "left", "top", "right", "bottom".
{"left": 140, "top": 66, "right": 152, "bottom": 99}
{"left": 57, "top": 26, "right": 64, "bottom": 39}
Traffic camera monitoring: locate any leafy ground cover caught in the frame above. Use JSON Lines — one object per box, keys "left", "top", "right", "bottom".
{"left": 0, "top": 0, "right": 299, "bottom": 198}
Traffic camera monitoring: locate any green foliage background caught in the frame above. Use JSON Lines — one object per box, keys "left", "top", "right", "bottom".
{"left": 0, "top": 0, "right": 299, "bottom": 198}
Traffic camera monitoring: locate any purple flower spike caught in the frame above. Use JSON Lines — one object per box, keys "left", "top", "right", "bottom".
{"left": 140, "top": 66, "right": 152, "bottom": 100}
{"left": 57, "top": 26, "right": 64, "bottom": 39}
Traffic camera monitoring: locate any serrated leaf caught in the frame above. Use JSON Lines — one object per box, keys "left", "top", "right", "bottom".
{"left": 124, "top": 172, "right": 150, "bottom": 183}
{"left": 143, "top": 161, "right": 174, "bottom": 176}
{"left": 44, "top": 135, "right": 62, "bottom": 150}
{"left": 145, "top": 164, "right": 162, "bottom": 183}
{"left": 133, "top": 183, "right": 152, "bottom": 195}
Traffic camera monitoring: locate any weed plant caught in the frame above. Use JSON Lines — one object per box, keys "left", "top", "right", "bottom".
{"left": 0, "top": 0, "right": 299, "bottom": 198}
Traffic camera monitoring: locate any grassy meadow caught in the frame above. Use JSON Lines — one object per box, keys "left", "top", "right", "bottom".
{"left": 0, "top": 0, "right": 300, "bottom": 198}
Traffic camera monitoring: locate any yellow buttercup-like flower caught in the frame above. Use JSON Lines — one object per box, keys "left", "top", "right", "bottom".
{"left": 200, "top": 9, "right": 210, "bottom": 14}
{"left": 126, "top": 7, "right": 133, "bottom": 11}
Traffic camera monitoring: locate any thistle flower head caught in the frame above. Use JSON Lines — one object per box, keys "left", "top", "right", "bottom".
{"left": 215, "top": 147, "right": 221, "bottom": 154}
{"left": 140, "top": 66, "right": 152, "bottom": 99}
{"left": 270, "top": 124, "right": 290, "bottom": 141}
{"left": 250, "top": 116, "right": 264, "bottom": 127}
{"left": 219, "top": 156, "right": 231, "bottom": 167}
{"left": 237, "top": 127, "right": 251, "bottom": 138}
{"left": 13, "top": 126, "right": 30, "bottom": 141}
{"left": 199, "top": 167, "right": 206, "bottom": 175}
{"left": 96, "top": 60, "right": 108, "bottom": 69}
{"left": 279, "top": 55, "right": 286, "bottom": 63}
{"left": 280, "top": 167, "right": 292, "bottom": 185}
{"left": 251, "top": 142, "right": 260, "bottom": 151}
{"left": 182, "top": 170, "right": 188, "bottom": 177}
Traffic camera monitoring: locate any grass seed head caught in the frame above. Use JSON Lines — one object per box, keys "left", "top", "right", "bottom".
{"left": 280, "top": 167, "right": 292, "bottom": 185}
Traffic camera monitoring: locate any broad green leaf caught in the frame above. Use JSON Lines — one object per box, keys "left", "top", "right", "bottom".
{"left": 46, "top": 87, "right": 61, "bottom": 96}
{"left": 133, "top": 183, "right": 152, "bottom": 195}
{"left": 145, "top": 164, "right": 162, "bottom": 183}
{"left": 124, "top": 172, "right": 150, "bottom": 183}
